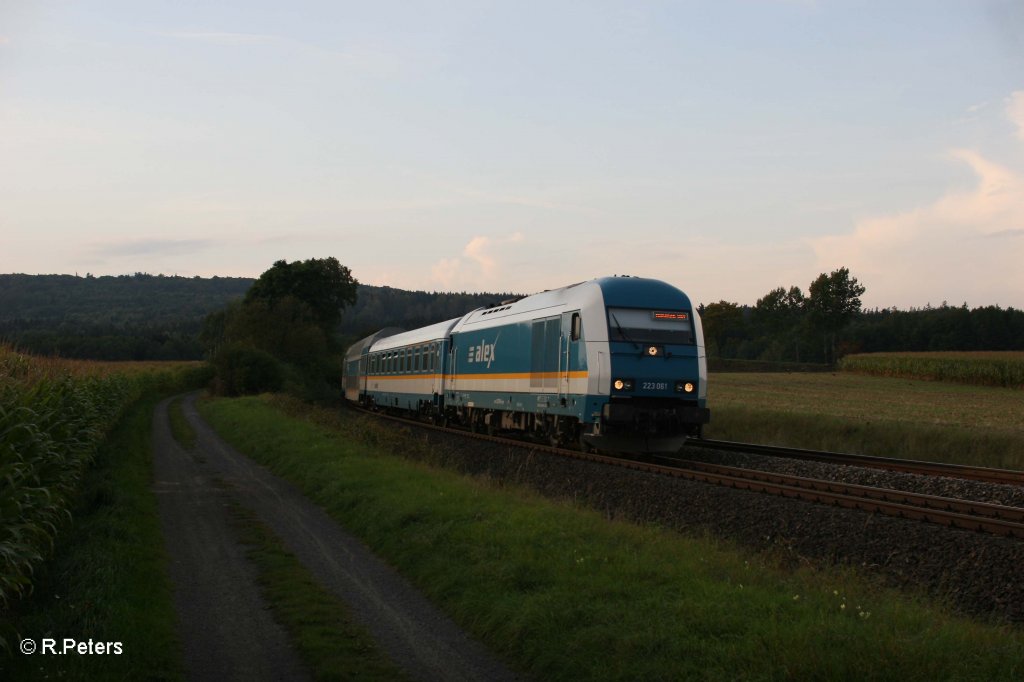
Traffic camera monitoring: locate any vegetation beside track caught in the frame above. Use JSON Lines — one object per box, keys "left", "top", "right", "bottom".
{"left": 840, "top": 351, "right": 1024, "bottom": 389}
{"left": 707, "top": 372, "right": 1024, "bottom": 471}
{"left": 199, "top": 395, "right": 1024, "bottom": 681}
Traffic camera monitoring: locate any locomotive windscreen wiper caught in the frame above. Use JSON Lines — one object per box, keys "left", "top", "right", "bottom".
{"left": 610, "top": 313, "right": 641, "bottom": 350}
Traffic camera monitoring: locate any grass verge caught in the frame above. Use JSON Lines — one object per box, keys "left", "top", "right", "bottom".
{"left": 167, "top": 395, "right": 196, "bottom": 450}
{"left": 198, "top": 395, "right": 1024, "bottom": 681}
{"left": 1, "top": 393, "right": 183, "bottom": 680}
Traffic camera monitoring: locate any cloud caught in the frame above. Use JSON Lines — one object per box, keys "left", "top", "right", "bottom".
{"left": 809, "top": 94, "right": 1024, "bottom": 308}
{"left": 430, "top": 233, "right": 525, "bottom": 290}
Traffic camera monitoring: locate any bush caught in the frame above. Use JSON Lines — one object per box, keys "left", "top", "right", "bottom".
{"left": 211, "top": 345, "right": 284, "bottom": 396}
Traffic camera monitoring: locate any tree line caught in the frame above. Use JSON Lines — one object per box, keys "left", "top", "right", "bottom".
{"left": 701, "top": 267, "right": 1024, "bottom": 364}
{"left": 3, "top": 267, "right": 1022, "bottom": 368}
{"left": 0, "top": 272, "right": 510, "bottom": 362}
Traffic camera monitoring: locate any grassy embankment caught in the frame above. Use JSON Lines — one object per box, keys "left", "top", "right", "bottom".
{"left": 199, "top": 395, "right": 1024, "bottom": 681}
{"left": 1, "top": 347, "right": 207, "bottom": 679}
{"left": 166, "top": 398, "right": 407, "bottom": 681}
{"left": 706, "top": 369, "right": 1024, "bottom": 470}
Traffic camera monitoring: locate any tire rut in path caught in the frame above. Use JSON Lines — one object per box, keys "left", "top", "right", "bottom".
{"left": 156, "top": 393, "right": 522, "bottom": 682}
{"left": 152, "top": 396, "right": 308, "bottom": 682}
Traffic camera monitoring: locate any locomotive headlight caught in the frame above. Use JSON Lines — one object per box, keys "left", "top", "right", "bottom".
{"left": 613, "top": 378, "right": 634, "bottom": 392}
{"left": 675, "top": 381, "right": 696, "bottom": 393}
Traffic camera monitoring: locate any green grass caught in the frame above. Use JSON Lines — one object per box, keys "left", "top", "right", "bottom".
{"left": 1, "top": 393, "right": 183, "bottom": 680}
{"left": 226, "top": 501, "right": 409, "bottom": 682}
{"left": 707, "top": 372, "right": 1024, "bottom": 470}
{"left": 841, "top": 351, "right": 1024, "bottom": 389}
{"left": 167, "top": 396, "right": 196, "bottom": 450}
{"left": 198, "top": 395, "right": 1024, "bottom": 681}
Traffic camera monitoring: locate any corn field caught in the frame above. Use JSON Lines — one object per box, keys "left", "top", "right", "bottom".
{"left": 0, "top": 346, "right": 179, "bottom": 614}
{"left": 840, "top": 351, "right": 1024, "bottom": 389}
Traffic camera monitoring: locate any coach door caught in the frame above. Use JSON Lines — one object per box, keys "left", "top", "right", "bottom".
{"left": 431, "top": 341, "right": 444, "bottom": 404}
{"left": 559, "top": 311, "right": 582, "bottom": 398}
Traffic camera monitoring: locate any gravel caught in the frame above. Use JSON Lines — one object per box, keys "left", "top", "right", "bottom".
{"left": 390, "top": 422, "right": 1024, "bottom": 623}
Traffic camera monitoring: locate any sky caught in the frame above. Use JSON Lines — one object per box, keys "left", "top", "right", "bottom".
{"left": 2, "top": 1, "right": 1023, "bottom": 310}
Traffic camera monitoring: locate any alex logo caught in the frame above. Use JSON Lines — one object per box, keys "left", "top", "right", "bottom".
{"left": 467, "top": 339, "right": 497, "bottom": 368}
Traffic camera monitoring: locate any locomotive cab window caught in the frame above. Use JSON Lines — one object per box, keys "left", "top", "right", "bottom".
{"left": 607, "top": 308, "right": 695, "bottom": 345}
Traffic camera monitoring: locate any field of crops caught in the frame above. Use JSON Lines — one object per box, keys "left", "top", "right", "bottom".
{"left": 839, "top": 351, "right": 1024, "bottom": 388}
{"left": 0, "top": 346, "right": 205, "bottom": 648}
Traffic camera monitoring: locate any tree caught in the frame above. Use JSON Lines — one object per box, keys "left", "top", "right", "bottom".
{"left": 805, "top": 267, "right": 865, "bottom": 364}
{"left": 753, "top": 285, "right": 806, "bottom": 361}
{"left": 244, "top": 257, "right": 358, "bottom": 335}
{"left": 700, "top": 301, "right": 745, "bottom": 357}
{"left": 205, "top": 258, "right": 359, "bottom": 398}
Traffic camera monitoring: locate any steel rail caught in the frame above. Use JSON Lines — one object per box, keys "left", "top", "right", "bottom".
{"left": 688, "top": 438, "right": 1024, "bottom": 486}
{"left": 656, "top": 455, "right": 1024, "bottom": 528}
{"left": 353, "top": 407, "right": 1024, "bottom": 538}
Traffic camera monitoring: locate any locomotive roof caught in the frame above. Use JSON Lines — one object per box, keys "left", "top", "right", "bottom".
{"left": 456, "top": 276, "right": 693, "bottom": 329}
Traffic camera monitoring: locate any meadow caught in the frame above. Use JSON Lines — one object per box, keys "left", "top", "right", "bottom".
{"left": 705, "top": 370, "right": 1024, "bottom": 470}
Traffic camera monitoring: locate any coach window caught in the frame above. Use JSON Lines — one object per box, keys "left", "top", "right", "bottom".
{"left": 571, "top": 312, "right": 582, "bottom": 341}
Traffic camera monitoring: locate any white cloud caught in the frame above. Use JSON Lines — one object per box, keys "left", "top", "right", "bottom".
{"left": 429, "top": 232, "right": 525, "bottom": 290}
{"left": 809, "top": 94, "right": 1024, "bottom": 308}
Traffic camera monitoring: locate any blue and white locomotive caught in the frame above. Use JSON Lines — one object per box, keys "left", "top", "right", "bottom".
{"left": 343, "top": 276, "right": 709, "bottom": 453}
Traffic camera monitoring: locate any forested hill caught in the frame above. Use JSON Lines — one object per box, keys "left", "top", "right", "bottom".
{"left": 0, "top": 273, "right": 514, "bottom": 360}
{"left": 0, "top": 273, "right": 254, "bottom": 324}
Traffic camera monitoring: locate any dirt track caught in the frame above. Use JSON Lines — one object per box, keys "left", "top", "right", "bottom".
{"left": 152, "top": 393, "right": 520, "bottom": 682}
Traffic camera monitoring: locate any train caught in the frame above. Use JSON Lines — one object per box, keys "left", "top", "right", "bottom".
{"left": 343, "top": 276, "right": 709, "bottom": 453}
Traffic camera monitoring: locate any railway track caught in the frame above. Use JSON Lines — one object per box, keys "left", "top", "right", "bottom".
{"left": 688, "top": 438, "right": 1024, "bottom": 486}
{"left": 357, "top": 407, "right": 1024, "bottom": 539}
